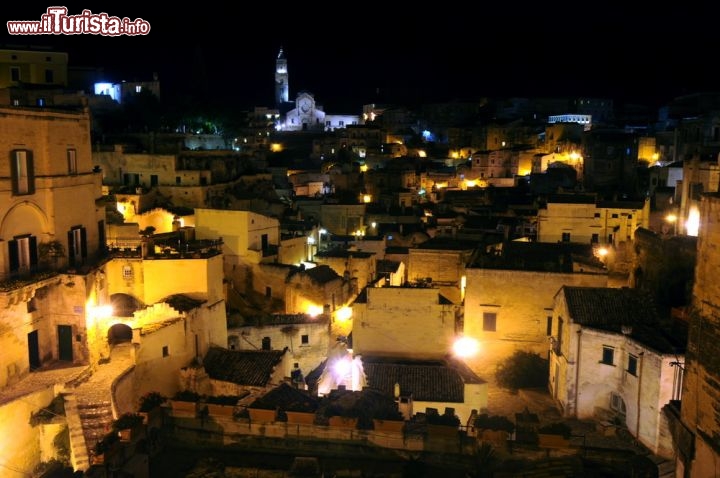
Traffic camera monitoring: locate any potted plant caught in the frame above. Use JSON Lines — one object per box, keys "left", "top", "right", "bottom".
{"left": 425, "top": 408, "right": 461, "bottom": 437}
{"left": 324, "top": 404, "right": 360, "bottom": 429}
{"left": 113, "top": 412, "right": 144, "bottom": 442}
{"left": 138, "top": 391, "right": 166, "bottom": 424}
{"left": 372, "top": 406, "right": 405, "bottom": 432}
{"left": 170, "top": 390, "right": 200, "bottom": 417}
{"left": 474, "top": 414, "right": 514, "bottom": 448}
{"left": 92, "top": 431, "right": 120, "bottom": 464}
{"left": 538, "top": 422, "right": 572, "bottom": 448}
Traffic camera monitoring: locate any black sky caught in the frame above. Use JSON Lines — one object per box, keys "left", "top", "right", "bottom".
{"left": 3, "top": 4, "right": 720, "bottom": 112}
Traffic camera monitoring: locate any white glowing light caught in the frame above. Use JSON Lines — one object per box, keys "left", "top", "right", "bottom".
{"left": 336, "top": 307, "right": 352, "bottom": 322}
{"left": 307, "top": 305, "right": 324, "bottom": 317}
{"left": 333, "top": 358, "right": 351, "bottom": 379}
{"left": 453, "top": 337, "right": 479, "bottom": 358}
{"left": 686, "top": 206, "right": 700, "bottom": 237}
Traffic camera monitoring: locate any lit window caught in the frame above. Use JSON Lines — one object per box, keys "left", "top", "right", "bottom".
{"left": 601, "top": 346, "right": 614, "bottom": 365}
{"left": 135, "top": 85, "right": 142, "bottom": 93}
{"left": 67, "top": 149, "right": 77, "bottom": 174}
{"left": 11, "top": 149, "right": 34, "bottom": 195}
{"left": 8, "top": 235, "right": 37, "bottom": 273}
{"left": 122, "top": 265, "right": 133, "bottom": 280}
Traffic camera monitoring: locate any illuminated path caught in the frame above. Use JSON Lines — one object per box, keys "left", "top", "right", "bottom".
{"left": 64, "top": 342, "right": 134, "bottom": 471}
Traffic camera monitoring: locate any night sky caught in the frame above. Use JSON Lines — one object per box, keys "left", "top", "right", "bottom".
{"left": 3, "top": 4, "right": 720, "bottom": 112}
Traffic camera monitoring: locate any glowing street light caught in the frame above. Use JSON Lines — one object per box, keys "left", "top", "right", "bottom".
{"left": 453, "top": 336, "right": 480, "bottom": 358}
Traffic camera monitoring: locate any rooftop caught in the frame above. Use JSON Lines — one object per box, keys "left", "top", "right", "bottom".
{"left": 561, "top": 286, "right": 685, "bottom": 353}
{"left": 362, "top": 356, "right": 485, "bottom": 403}
{"left": 203, "top": 347, "right": 286, "bottom": 387}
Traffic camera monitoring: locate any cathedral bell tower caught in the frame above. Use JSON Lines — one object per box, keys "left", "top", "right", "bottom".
{"left": 275, "top": 47, "right": 289, "bottom": 107}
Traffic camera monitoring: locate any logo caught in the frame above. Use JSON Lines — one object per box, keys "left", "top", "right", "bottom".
{"left": 7, "top": 7, "right": 151, "bottom": 36}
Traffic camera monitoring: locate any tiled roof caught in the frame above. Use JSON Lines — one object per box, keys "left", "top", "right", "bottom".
{"left": 258, "top": 314, "right": 329, "bottom": 326}
{"left": 163, "top": 294, "right": 206, "bottom": 312}
{"left": 471, "top": 241, "right": 600, "bottom": 272}
{"left": 562, "top": 286, "right": 680, "bottom": 353}
{"left": 248, "top": 382, "right": 319, "bottom": 412}
{"left": 203, "top": 347, "right": 285, "bottom": 387}
{"left": 362, "top": 357, "right": 480, "bottom": 403}
{"left": 289, "top": 264, "right": 340, "bottom": 285}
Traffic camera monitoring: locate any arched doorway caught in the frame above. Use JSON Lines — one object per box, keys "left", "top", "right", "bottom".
{"left": 108, "top": 323, "right": 133, "bottom": 345}
{"left": 110, "top": 293, "right": 142, "bottom": 317}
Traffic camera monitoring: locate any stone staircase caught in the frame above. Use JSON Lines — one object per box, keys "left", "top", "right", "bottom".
{"left": 63, "top": 343, "right": 135, "bottom": 471}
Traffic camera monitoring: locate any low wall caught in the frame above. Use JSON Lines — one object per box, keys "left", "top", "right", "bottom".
{"left": 163, "top": 412, "right": 477, "bottom": 456}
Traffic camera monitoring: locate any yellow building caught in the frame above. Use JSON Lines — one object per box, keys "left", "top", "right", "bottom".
{"left": 537, "top": 194, "right": 650, "bottom": 246}
{"left": 194, "top": 208, "right": 280, "bottom": 264}
{"left": 0, "top": 48, "right": 68, "bottom": 88}
{"left": 351, "top": 286, "right": 460, "bottom": 359}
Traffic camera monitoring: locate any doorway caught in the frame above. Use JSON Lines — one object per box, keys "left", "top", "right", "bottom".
{"left": 58, "top": 325, "right": 73, "bottom": 361}
{"left": 28, "top": 330, "right": 40, "bottom": 370}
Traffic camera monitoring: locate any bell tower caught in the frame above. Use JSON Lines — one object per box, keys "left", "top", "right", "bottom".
{"left": 275, "top": 47, "right": 289, "bottom": 107}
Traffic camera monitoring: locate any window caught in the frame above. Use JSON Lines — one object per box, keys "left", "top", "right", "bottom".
{"left": 610, "top": 392, "right": 626, "bottom": 415}
{"left": 68, "top": 226, "right": 87, "bottom": 267}
{"left": 67, "top": 149, "right": 77, "bottom": 174}
{"left": 10, "top": 67, "right": 20, "bottom": 82}
{"left": 611, "top": 214, "right": 618, "bottom": 219}
{"left": 135, "top": 85, "right": 142, "bottom": 93}
{"left": 601, "top": 346, "right": 615, "bottom": 365}
{"left": 301, "top": 334, "right": 309, "bottom": 345}
{"left": 45, "top": 69, "right": 54, "bottom": 83}
{"left": 175, "top": 176, "right": 181, "bottom": 184}
{"left": 483, "top": 312, "right": 497, "bottom": 332}
{"left": 546, "top": 316, "right": 552, "bottom": 336}
{"left": 627, "top": 354, "right": 638, "bottom": 376}
{"left": 627, "top": 214, "right": 632, "bottom": 219}
{"left": 261, "top": 337, "right": 271, "bottom": 350}
{"left": 122, "top": 265, "right": 133, "bottom": 280}
{"left": 8, "top": 235, "right": 38, "bottom": 274}
{"left": 591, "top": 234, "right": 599, "bottom": 244}
{"left": 162, "top": 346, "right": 169, "bottom": 357}
{"left": 11, "top": 149, "right": 34, "bottom": 195}
{"left": 561, "top": 232, "right": 571, "bottom": 242}
{"left": 594, "top": 212, "right": 601, "bottom": 218}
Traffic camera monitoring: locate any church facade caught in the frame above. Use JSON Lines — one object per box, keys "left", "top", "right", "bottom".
{"left": 273, "top": 48, "right": 359, "bottom": 132}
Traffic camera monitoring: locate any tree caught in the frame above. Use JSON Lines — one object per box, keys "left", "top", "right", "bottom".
{"left": 495, "top": 350, "right": 549, "bottom": 391}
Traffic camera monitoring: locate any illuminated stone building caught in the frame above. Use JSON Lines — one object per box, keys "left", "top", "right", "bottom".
{"left": 536, "top": 193, "right": 650, "bottom": 247}
{"left": 463, "top": 242, "right": 608, "bottom": 379}
{"left": 674, "top": 193, "right": 720, "bottom": 477}
{"left": 0, "top": 105, "right": 229, "bottom": 473}
{"left": 549, "top": 286, "right": 684, "bottom": 458}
